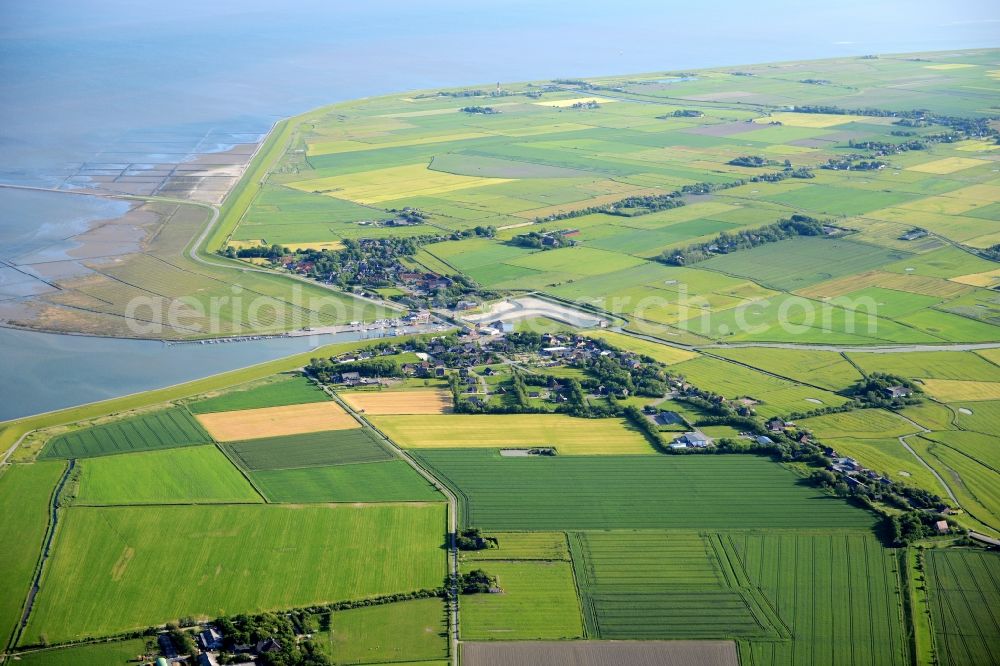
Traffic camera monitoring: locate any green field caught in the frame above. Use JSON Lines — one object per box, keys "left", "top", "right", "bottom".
{"left": 22, "top": 503, "right": 445, "bottom": 644}
{"left": 915, "top": 431, "right": 1000, "bottom": 531}
{"left": 315, "top": 598, "right": 448, "bottom": 665}
{"left": 707, "top": 347, "right": 862, "bottom": 391}
{"left": 222, "top": 428, "right": 394, "bottom": 470}
{"left": 251, "top": 460, "right": 443, "bottom": 503}
{"left": 461, "top": 532, "right": 570, "bottom": 561}
{"left": 74, "top": 445, "right": 261, "bottom": 505}
{"left": 0, "top": 462, "right": 65, "bottom": 650}
{"left": 925, "top": 549, "right": 1000, "bottom": 666}
{"left": 846, "top": 351, "right": 1000, "bottom": 382}
{"left": 700, "top": 238, "right": 908, "bottom": 292}
{"left": 459, "top": 561, "right": 584, "bottom": 640}
{"left": 416, "top": 450, "right": 876, "bottom": 530}
{"left": 733, "top": 531, "right": 909, "bottom": 666}
{"left": 798, "top": 409, "right": 919, "bottom": 439}
{"left": 12, "top": 638, "right": 153, "bottom": 666}
{"left": 186, "top": 374, "right": 329, "bottom": 413}
{"left": 41, "top": 407, "right": 211, "bottom": 459}
{"left": 569, "top": 531, "right": 785, "bottom": 640}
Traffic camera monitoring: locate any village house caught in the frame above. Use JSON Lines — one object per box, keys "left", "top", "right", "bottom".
{"left": 197, "top": 627, "right": 223, "bottom": 651}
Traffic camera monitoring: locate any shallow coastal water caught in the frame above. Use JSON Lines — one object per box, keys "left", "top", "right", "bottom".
{"left": 0, "top": 0, "right": 996, "bottom": 418}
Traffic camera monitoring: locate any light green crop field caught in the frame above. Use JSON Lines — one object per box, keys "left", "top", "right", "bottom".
{"left": 925, "top": 549, "right": 1000, "bottom": 666}
{"left": 915, "top": 431, "right": 1000, "bottom": 531}
{"left": 74, "top": 445, "right": 262, "bottom": 505}
{"left": 461, "top": 532, "right": 570, "bottom": 562}
{"left": 0, "top": 462, "right": 65, "bottom": 650}
{"left": 846, "top": 351, "right": 1000, "bottom": 382}
{"left": 186, "top": 374, "right": 329, "bottom": 414}
{"left": 707, "top": 348, "right": 863, "bottom": 391}
{"left": 315, "top": 598, "right": 448, "bottom": 665}
{"left": 671, "top": 356, "right": 848, "bottom": 417}
{"left": 251, "top": 460, "right": 443, "bottom": 503}
{"left": 22, "top": 503, "right": 445, "bottom": 644}
{"left": 416, "top": 450, "right": 876, "bottom": 531}
{"left": 370, "top": 414, "right": 655, "bottom": 454}
{"left": 798, "top": 409, "right": 920, "bottom": 439}
{"left": 459, "top": 561, "right": 584, "bottom": 640}
{"left": 11, "top": 638, "right": 153, "bottom": 666}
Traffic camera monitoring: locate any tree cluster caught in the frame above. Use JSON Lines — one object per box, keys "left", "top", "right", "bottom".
{"left": 661, "top": 214, "right": 826, "bottom": 266}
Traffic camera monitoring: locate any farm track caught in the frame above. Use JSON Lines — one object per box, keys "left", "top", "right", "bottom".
{"left": 320, "top": 385, "right": 460, "bottom": 666}
{"left": 8, "top": 459, "right": 73, "bottom": 654}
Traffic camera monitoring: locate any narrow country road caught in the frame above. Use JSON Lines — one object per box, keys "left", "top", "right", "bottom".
{"left": 320, "top": 385, "right": 461, "bottom": 666}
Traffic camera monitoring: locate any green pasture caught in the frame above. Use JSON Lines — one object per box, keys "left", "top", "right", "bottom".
{"left": 315, "top": 598, "right": 448, "bottom": 665}
{"left": 251, "top": 460, "right": 442, "bottom": 503}
{"left": 186, "top": 374, "right": 328, "bottom": 414}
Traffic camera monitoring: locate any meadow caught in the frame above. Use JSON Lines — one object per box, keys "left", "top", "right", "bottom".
{"left": 315, "top": 598, "right": 448, "bottom": 665}
{"left": 914, "top": 432, "right": 1000, "bottom": 531}
{"left": 22, "top": 503, "right": 445, "bottom": 644}
{"left": 925, "top": 549, "right": 1000, "bottom": 666}
{"left": 12, "top": 638, "right": 153, "bottom": 666}
{"left": 41, "top": 407, "right": 211, "bottom": 459}
{"left": 370, "top": 414, "right": 655, "bottom": 454}
{"left": 415, "top": 450, "right": 876, "bottom": 530}
{"left": 186, "top": 374, "right": 329, "bottom": 414}
{"left": 459, "top": 561, "right": 584, "bottom": 640}
{"left": 250, "top": 460, "right": 443, "bottom": 503}
{"left": 74, "top": 445, "right": 262, "bottom": 505}
{"left": 0, "top": 462, "right": 65, "bottom": 651}
{"left": 222, "top": 428, "right": 394, "bottom": 470}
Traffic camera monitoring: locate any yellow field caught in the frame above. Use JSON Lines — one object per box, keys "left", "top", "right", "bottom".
{"left": 286, "top": 241, "right": 346, "bottom": 251}
{"left": 950, "top": 269, "right": 1000, "bottom": 288}
{"left": 583, "top": 330, "right": 698, "bottom": 365}
{"left": 924, "top": 63, "right": 977, "bottom": 70}
{"left": 907, "top": 157, "right": 991, "bottom": 174}
{"left": 307, "top": 131, "right": 493, "bottom": 156}
{"left": 920, "top": 379, "right": 1000, "bottom": 403}
{"left": 533, "top": 97, "right": 618, "bottom": 108}
{"left": 798, "top": 270, "right": 970, "bottom": 299}
{"left": 228, "top": 239, "right": 265, "bottom": 249}
{"left": 341, "top": 389, "right": 453, "bottom": 415}
{"left": 955, "top": 139, "right": 1000, "bottom": 152}
{"left": 196, "top": 401, "right": 359, "bottom": 441}
{"left": 943, "top": 183, "right": 1000, "bottom": 202}
{"left": 369, "top": 414, "right": 655, "bottom": 454}
{"left": 898, "top": 195, "right": 986, "bottom": 216}
{"left": 288, "top": 163, "right": 512, "bottom": 205}
{"left": 754, "top": 112, "right": 875, "bottom": 128}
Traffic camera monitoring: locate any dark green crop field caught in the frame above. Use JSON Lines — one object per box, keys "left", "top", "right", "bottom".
{"left": 40, "top": 407, "right": 211, "bottom": 459}
{"left": 223, "top": 428, "right": 394, "bottom": 470}
{"left": 415, "top": 450, "right": 876, "bottom": 530}
{"left": 926, "top": 549, "right": 1000, "bottom": 666}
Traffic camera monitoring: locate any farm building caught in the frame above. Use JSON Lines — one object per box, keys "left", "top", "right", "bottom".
{"left": 882, "top": 385, "right": 913, "bottom": 399}
{"left": 197, "top": 627, "right": 223, "bottom": 650}
{"left": 755, "top": 435, "right": 774, "bottom": 445}
{"left": 672, "top": 432, "right": 713, "bottom": 449}
{"left": 648, "top": 410, "right": 684, "bottom": 426}
{"left": 935, "top": 520, "right": 950, "bottom": 534}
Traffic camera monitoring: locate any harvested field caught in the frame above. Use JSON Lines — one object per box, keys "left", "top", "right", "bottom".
{"left": 340, "top": 389, "right": 453, "bottom": 414}
{"left": 461, "top": 640, "right": 739, "bottom": 666}
{"left": 920, "top": 379, "right": 1000, "bottom": 402}
{"left": 196, "top": 401, "right": 358, "bottom": 441}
